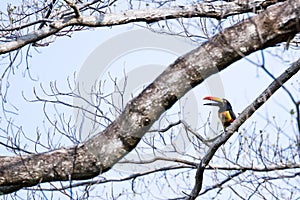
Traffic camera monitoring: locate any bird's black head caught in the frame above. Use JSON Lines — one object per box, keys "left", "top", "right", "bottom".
{"left": 203, "top": 96, "right": 232, "bottom": 112}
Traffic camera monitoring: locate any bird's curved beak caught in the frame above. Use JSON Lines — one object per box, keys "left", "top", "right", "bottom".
{"left": 203, "top": 96, "right": 223, "bottom": 106}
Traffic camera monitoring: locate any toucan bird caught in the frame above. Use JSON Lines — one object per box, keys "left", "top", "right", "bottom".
{"left": 203, "top": 96, "right": 236, "bottom": 128}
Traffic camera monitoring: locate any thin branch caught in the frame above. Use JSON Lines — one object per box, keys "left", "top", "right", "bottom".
{"left": 199, "top": 170, "right": 246, "bottom": 196}
{"left": 148, "top": 120, "right": 182, "bottom": 132}
{"left": 118, "top": 156, "right": 197, "bottom": 166}
{"left": 207, "top": 163, "right": 300, "bottom": 172}
{"left": 64, "top": 0, "right": 81, "bottom": 18}
{"left": 0, "top": 19, "right": 54, "bottom": 32}
{"left": 30, "top": 165, "right": 193, "bottom": 191}
{"left": 38, "top": 0, "right": 58, "bottom": 30}
{"left": 187, "top": 57, "right": 300, "bottom": 200}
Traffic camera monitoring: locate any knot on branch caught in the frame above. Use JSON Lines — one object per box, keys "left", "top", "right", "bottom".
{"left": 162, "top": 93, "right": 178, "bottom": 110}
{"left": 141, "top": 117, "right": 151, "bottom": 127}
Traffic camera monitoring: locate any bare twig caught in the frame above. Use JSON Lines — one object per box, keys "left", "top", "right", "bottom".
{"left": 64, "top": 0, "right": 81, "bottom": 18}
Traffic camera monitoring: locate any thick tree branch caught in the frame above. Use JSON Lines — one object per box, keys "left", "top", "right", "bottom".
{"left": 0, "top": 0, "right": 282, "bottom": 54}
{"left": 0, "top": 0, "right": 299, "bottom": 195}
{"left": 187, "top": 58, "right": 300, "bottom": 199}
{"left": 0, "top": 145, "right": 101, "bottom": 195}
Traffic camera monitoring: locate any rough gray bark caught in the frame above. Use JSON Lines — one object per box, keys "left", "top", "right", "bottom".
{"left": 0, "top": 145, "right": 100, "bottom": 194}
{"left": 0, "top": 0, "right": 299, "bottom": 195}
